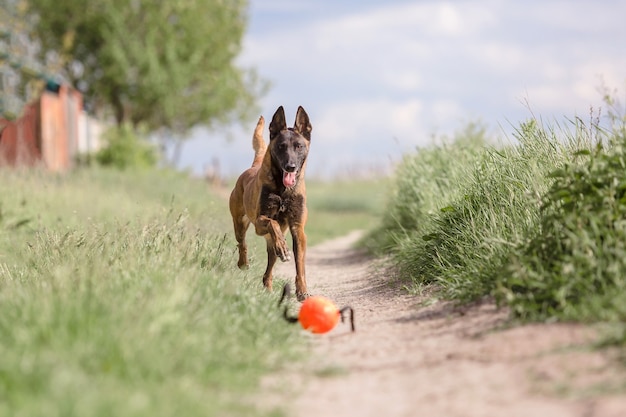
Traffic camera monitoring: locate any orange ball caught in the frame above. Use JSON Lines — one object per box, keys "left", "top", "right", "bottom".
{"left": 298, "top": 296, "right": 340, "bottom": 334}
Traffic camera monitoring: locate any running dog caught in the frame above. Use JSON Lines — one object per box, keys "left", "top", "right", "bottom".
{"left": 229, "top": 106, "right": 312, "bottom": 301}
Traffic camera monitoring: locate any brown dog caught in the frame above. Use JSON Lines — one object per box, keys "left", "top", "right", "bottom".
{"left": 229, "top": 106, "right": 312, "bottom": 301}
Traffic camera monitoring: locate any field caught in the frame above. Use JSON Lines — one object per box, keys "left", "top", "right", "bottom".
{"left": 0, "top": 168, "right": 385, "bottom": 416}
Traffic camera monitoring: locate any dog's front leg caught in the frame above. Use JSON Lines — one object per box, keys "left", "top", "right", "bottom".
{"left": 291, "top": 225, "right": 308, "bottom": 301}
{"left": 254, "top": 215, "right": 290, "bottom": 293}
{"left": 254, "top": 215, "right": 291, "bottom": 262}
{"left": 262, "top": 236, "right": 278, "bottom": 291}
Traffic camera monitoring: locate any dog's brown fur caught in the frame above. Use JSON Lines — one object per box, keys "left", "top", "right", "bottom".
{"left": 229, "top": 106, "right": 312, "bottom": 301}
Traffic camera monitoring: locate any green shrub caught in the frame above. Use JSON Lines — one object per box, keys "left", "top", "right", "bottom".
{"left": 372, "top": 90, "right": 626, "bottom": 343}
{"left": 96, "top": 124, "right": 158, "bottom": 169}
{"left": 372, "top": 115, "right": 599, "bottom": 303}
{"left": 502, "top": 130, "right": 626, "bottom": 321}
{"left": 403, "top": 120, "right": 584, "bottom": 300}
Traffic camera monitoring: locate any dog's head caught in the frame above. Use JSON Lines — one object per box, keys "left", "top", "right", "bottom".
{"left": 269, "top": 106, "right": 312, "bottom": 189}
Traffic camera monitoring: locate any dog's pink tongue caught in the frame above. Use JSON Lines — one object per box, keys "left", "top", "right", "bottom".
{"left": 283, "top": 171, "right": 297, "bottom": 188}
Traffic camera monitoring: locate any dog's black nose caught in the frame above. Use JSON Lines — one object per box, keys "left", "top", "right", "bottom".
{"left": 285, "top": 163, "right": 297, "bottom": 173}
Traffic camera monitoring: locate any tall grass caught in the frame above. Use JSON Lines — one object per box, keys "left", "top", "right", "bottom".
{"left": 368, "top": 100, "right": 626, "bottom": 331}
{"left": 503, "top": 117, "right": 626, "bottom": 322}
{"left": 0, "top": 168, "right": 301, "bottom": 417}
{"left": 366, "top": 118, "right": 585, "bottom": 302}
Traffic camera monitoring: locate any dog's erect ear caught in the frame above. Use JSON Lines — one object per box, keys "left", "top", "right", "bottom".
{"left": 269, "top": 106, "right": 287, "bottom": 140}
{"left": 293, "top": 106, "right": 312, "bottom": 141}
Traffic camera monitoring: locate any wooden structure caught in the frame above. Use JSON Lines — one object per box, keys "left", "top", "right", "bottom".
{"left": 0, "top": 85, "right": 84, "bottom": 171}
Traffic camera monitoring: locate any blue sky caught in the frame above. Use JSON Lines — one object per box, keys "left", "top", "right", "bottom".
{"left": 177, "top": 0, "right": 626, "bottom": 178}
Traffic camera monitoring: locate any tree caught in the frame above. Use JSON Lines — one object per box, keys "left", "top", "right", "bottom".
{"left": 1, "top": 0, "right": 47, "bottom": 119}
{"left": 26, "top": 0, "right": 264, "bottom": 136}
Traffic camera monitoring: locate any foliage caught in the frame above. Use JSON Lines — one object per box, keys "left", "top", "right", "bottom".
{"left": 26, "top": 0, "right": 263, "bottom": 134}
{"left": 0, "top": 169, "right": 301, "bottom": 417}
{"left": 95, "top": 124, "right": 157, "bottom": 170}
{"left": 502, "top": 123, "right": 626, "bottom": 322}
{"left": 370, "top": 88, "right": 626, "bottom": 342}
{"left": 368, "top": 118, "right": 594, "bottom": 303}
{"left": 0, "top": 1, "right": 44, "bottom": 119}
{"left": 418, "top": 120, "right": 587, "bottom": 301}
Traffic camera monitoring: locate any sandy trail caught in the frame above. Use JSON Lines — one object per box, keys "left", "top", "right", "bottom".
{"left": 267, "top": 231, "right": 626, "bottom": 417}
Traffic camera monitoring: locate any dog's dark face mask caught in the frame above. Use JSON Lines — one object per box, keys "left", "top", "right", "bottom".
{"left": 269, "top": 106, "right": 312, "bottom": 189}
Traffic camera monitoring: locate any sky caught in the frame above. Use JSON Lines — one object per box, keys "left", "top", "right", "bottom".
{"left": 176, "top": 0, "right": 626, "bottom": 179}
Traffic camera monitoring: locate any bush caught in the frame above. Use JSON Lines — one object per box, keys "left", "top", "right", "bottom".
{"left": 96, "top": 124, "right": 158, "bottom": 169}
{"left": 372, "top": 90, "right": 626, "bottom": 349}
{"left": 368, "top": 119, "right": 579, "bottom": 296}
{"left": 410, "top": 120, "right": 585, "bottom": 300}
{"left": 374, "top": 93, "right": 626, "bottom": 326}
{"left": 502, "top": 129, "right": 626, "bottom": 321}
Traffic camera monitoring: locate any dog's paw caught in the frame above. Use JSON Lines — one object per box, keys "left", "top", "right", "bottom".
{"left": 296, "top": 292, "right": 310, "bottom": 302}
{"left": 276, "top": 248, "right": 291, "bottom": 262}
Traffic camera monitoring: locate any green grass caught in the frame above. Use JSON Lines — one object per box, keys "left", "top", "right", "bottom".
{"left": 0, "top": 168, "right": 302, "bottom": 417}
{"left": 0, "top": 167, "right": 386, "bottom": 416}
{"left": 503, "top": 125, "right": 626, "bottom": 322}
{"left": 367, "top": 99, "right": 626, "bottom": 342}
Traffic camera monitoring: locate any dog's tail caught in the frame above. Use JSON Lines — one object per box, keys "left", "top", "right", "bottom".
{"left": 251, "top": 116, "right": 267, "bottom": 167}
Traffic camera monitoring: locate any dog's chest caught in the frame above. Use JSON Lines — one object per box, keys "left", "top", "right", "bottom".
{"left": 261, "top": 188, "right": 305, "bottom": 222}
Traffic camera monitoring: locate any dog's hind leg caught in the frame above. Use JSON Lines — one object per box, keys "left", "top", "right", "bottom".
{"left": 233, "top": 215, "right": 250, "bottom": 269}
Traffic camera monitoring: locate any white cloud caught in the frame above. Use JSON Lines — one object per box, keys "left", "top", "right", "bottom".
{"left": 383, "top": 71, "right": 423, "bottom": 91}
{"left": 178, "top": 0, "right": 626, "bottom": 177}
{"left": 251, "top": 0, "right": 316, "bottom": 13}
{"left": 314, "top": 98, "right": 425, "bottom": 145}
{"left": 314, "top": 1, "right": 497, "bottom": 41}
{"left": 430, "top": 99, "right": 466, "bottom": 127}
{"left": 475, "top": 42, "right": 526, "bottom": 74}
{"left": 242, "top": 1, "right": 501, "bottom": 94}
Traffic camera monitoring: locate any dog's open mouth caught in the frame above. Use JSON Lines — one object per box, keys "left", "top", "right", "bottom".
{"left": 283, "top": 170, "right": 297, "bottom": 188}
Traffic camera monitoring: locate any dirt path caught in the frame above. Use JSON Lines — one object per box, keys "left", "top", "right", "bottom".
{"left": 267, "top": 231, "right": 626, "bottom": 417}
